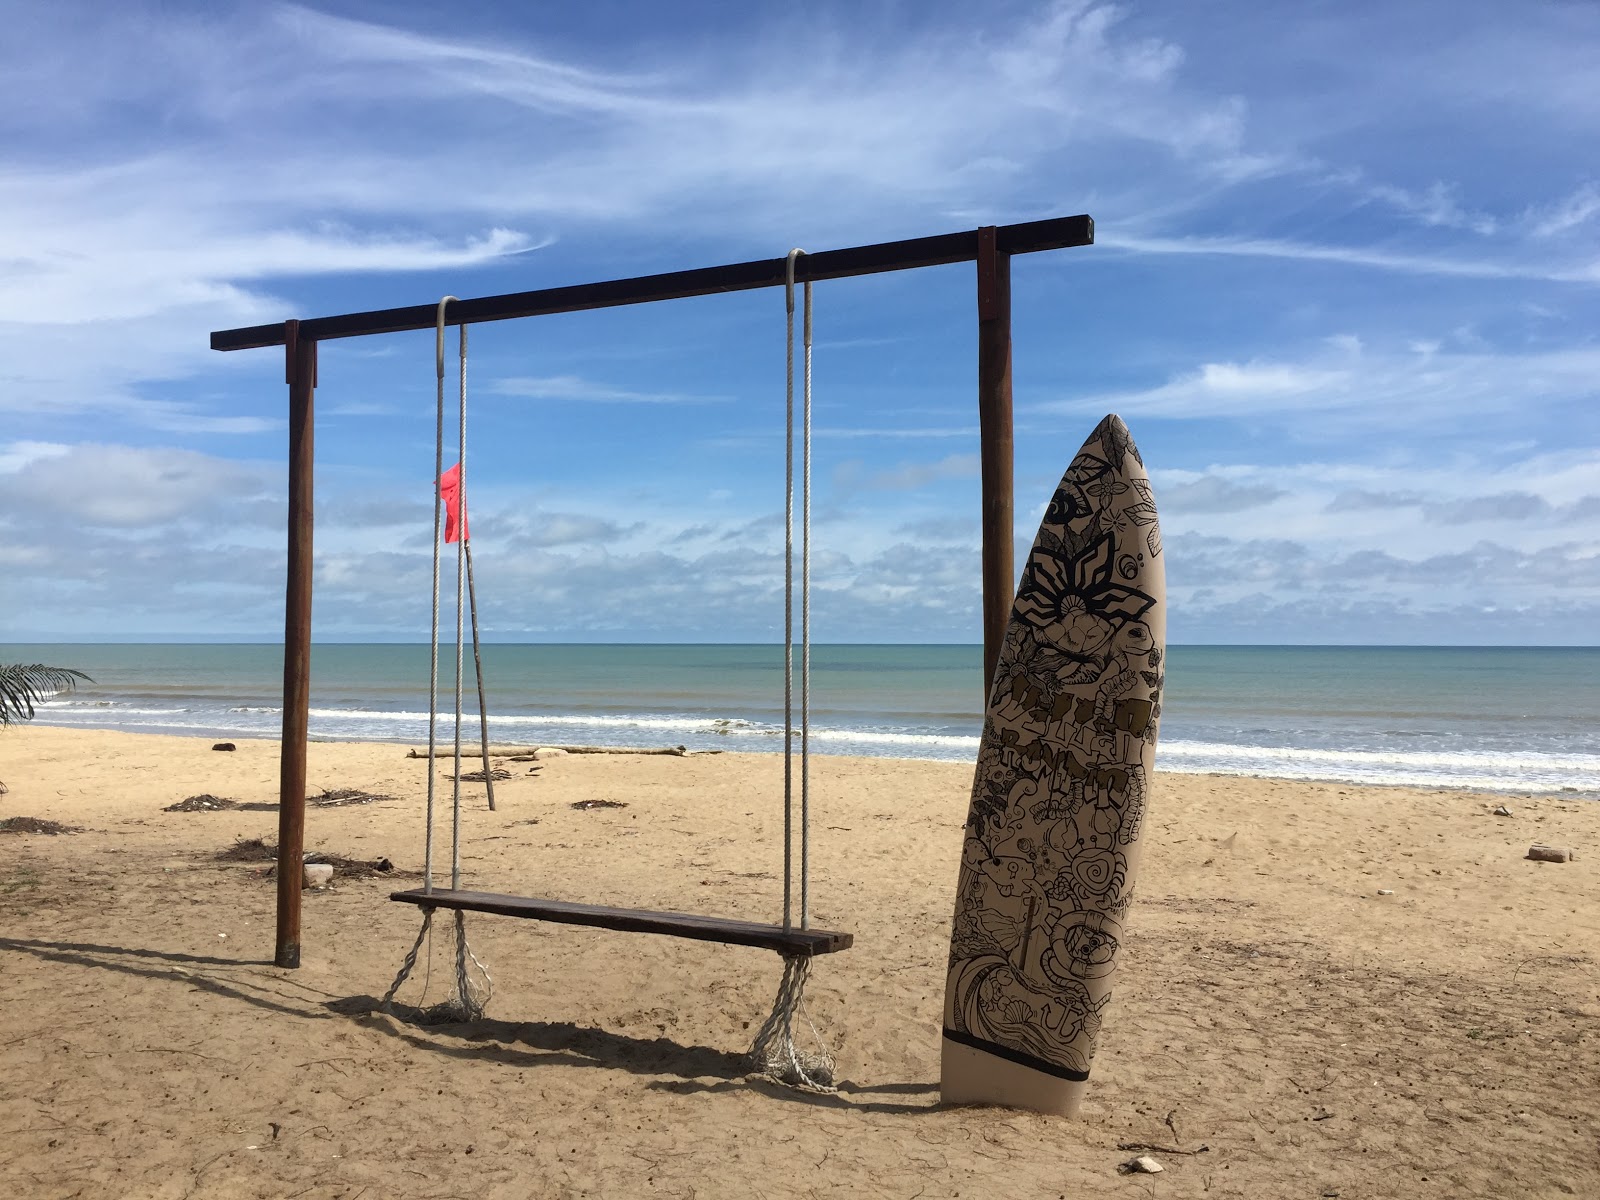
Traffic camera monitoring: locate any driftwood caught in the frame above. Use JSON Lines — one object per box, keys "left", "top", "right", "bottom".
{"left": 407, "top": 744, "right": 706, "bottom": 759}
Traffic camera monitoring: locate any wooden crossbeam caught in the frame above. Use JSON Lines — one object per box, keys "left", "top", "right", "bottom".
{"left": 390, "top": 888, "right": 853, "bottom": 956}
{"left": 210, "top": 214, "right": 1092, "bottom": 351}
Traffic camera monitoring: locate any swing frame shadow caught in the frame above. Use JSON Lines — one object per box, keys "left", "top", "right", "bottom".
{"left": 209, "top": 214, "right": 1095, "bottom": 969}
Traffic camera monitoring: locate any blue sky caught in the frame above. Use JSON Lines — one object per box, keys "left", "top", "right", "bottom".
{"left": 2, "top": 0, "right": 1597, "bottom": 645}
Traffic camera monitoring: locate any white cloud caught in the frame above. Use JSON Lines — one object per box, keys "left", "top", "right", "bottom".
{"left": 0, "top": 443, "right": 276, "bottom": 526}
{"left": 1097, "top": 229, "right": 1600, "bottom": 284}
{"left": 1362, "top": 180, "right": 1498, "bottom": 235}
{"left": 1045, "top": 339, "right": 1600, "bottom": 425}
{"left": 834, "top": 453, "right": 981, "bottom": 493}
{"left": 487, "top": 376, "right": 722, "bottom": 404}
{"left": 1523, "top": 182, "right": 1600, "bottom": 239}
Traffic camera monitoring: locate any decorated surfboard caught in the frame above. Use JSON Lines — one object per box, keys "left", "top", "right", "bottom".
{"left": 942, "top": 413, "right": 1165, "bottom": 1117}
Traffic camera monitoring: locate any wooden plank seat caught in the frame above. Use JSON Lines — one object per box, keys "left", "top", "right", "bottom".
{"left": 390, "top": 888, "right": 853, "bottom": 956}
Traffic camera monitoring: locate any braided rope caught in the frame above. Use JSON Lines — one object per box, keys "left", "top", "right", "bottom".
{"left": 386, "top": 299, "right": 491, "bottom": 1027}
{"left": 451, "top": 324, "right": 467, "bottom": 889}
{"left": 381, "top": 906, "right": 493, "bottom": 1023}
{"left": 426, "top": 298, "right": 455, "bottom": 892}
{"left": 381, "top": 906, "right": 434, "bottom": 1013}
{"left": 800, "top": 271, "right": 813, "bottom": 928}
{"left": 783, "top": 251, "right": 798, "bottom": 933}
{"left": 749, "top": 952, "right": 836, "bottom": 1092}
{"left": 753, "top": 258, "right": 836, "bottom": 1091}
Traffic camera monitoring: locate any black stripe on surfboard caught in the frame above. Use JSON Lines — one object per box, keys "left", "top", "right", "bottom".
{"left": 941, "top": 1028, "right": 1091, "bottom": 1082}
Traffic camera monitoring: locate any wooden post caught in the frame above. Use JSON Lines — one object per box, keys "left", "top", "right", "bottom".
{"left": 976, "top": 227, "right": 1014, "bottom": 695}
{"left": 276, "top": 320, "right": 316, "bottom": 969}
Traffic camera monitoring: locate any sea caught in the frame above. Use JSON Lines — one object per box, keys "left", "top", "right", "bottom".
{"left": 7, "top": 643, "right": 1598, "bottom": 797}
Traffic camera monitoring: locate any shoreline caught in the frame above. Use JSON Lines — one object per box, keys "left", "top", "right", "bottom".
{"left": 18, "top": 715, "right": 1599, "bottom": 799}
{"left": 2, "top": 723, "right": 1597, "bottom": 1197}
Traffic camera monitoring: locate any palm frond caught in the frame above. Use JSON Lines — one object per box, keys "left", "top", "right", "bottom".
{"left": 0, "top": 665, "right": 93, "bottom": 726}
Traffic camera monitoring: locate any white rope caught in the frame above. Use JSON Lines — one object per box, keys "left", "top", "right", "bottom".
{"left": 749, "top": 952, "right": 836, "bottom": 1092}
{"left": 801, "top": 269, "right": 813, "bottom": 929}
{"left": 782, "top": 251, "right": 798, "bottom": 933}
{"left": 425, "top": 297, "right": 455, "bottom": 894}
{"left": 452, "top": 323, "right": 467, "bottom": 890}
{"left": 388, "top": 296, "right": 490, "bottom": 1025}
{"left": 380, "top": 906, "right": 493, "bottom": 1023}
{"left": 753, "top": 252, "right": 833, "bottom": 1091}
{"left": 781, "top": 250, "right": 815, "bottom": 928}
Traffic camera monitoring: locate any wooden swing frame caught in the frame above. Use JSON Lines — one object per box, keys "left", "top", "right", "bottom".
{"left": 209, "top": 214, "right": 1095, "bottom": 968}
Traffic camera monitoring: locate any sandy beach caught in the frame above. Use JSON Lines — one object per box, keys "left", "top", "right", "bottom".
{"left": 1, "top": 724, "right": 1596, "bottom": 1199}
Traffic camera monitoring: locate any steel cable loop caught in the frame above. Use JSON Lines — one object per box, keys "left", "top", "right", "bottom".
{"left": 783, "top": 249, "right": 801, "bottom": 933}
{"left": 749, "top": 253, "right": 837, "bottom": 1092}
{"left": 452, "top": 324, "right": 467, "bottom": 891}
{"left": 801, "top": 274, "right": 813, "bottom": 930}
{"left": 393, "top": 298, "right": 489, "bottom": 1025}
{"left": 427, "top": 297, "right": 457, "bottom": 893}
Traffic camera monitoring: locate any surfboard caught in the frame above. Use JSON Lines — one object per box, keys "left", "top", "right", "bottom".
{"left": 942, "top": 413, "right": 1165, "bottom": 1117}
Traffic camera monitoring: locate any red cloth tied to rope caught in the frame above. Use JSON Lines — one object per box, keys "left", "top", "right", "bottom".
{"left": 438, "top": 463, "right": 469, "bottom": 543}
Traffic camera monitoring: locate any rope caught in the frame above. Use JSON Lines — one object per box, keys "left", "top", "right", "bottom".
{"left": 782, "top": 251, "right": 798, "bottom": 933}
{"left": 452, "top": 323, "right": 467, "bottom": 890}
{"left": 386, "top": 296, "right": 491, "bottom": 1026}
{"left": 781, "top": 248, "right": 816, "bottom": 930}
{"left": 748, "top": 952, "right": 836, "bottom": 1092}
{"left": 425, "top": 297, "right": 455, "bottom": 893}
{"left": 752, "top": 253, "right": 834, "bottom": 1091}
{"left": 801, "top": 270, "right": 813, "bottom": 929}
{"left": 379, "top": 905, "right": 493, "bottom": 1024}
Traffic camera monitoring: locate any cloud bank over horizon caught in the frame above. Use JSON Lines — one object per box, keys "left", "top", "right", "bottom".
{"left": 2, "top": 0, "right": 1596, "bottom": 645}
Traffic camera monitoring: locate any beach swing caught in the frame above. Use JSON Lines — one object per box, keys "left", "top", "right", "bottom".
{"left": 384, "top": 255, "right": 852, "bottom": 1090}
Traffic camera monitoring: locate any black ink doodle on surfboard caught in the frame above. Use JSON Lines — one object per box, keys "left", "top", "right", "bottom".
{"left": 943, "top": 413, "right": 1165, "bottom": 1087}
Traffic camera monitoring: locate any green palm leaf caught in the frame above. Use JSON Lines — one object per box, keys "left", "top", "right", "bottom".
{"left": 0, "top": 665, "right": 92, "bottom": 726}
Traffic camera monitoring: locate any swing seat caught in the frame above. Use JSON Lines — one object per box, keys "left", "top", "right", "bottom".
{"left": 390, "top": 888, "right": 853, "bottom": 955}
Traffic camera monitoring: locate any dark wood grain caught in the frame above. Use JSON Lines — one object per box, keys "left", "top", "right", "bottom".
{"left": 390, "top": 888, "right": 853, "bottom": 955}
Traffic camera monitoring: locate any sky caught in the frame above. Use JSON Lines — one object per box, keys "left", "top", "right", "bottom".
{"left": 2, "top": 0, "right": 1597, "bottom": 646}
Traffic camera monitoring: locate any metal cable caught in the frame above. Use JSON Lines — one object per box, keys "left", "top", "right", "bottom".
{"left": 426, "top": 297, "right": 456, "bottom": 893}
{"left": 801, "top": 274, "right": 813, "bottom": 930}
{"left": 782, "top": 250, "right": 800, "bottom": 933}
{"left": 452, "top": 323, "right": 467, "bottom": 890}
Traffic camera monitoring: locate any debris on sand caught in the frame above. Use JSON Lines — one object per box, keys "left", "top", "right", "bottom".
{"left": 309, "top": 787, "right": 395, "bottom": 808}
{"left": 453, "top": 768, "right": 512, "bottom": 783}
{"left": 0, "top": 816, "right": 82, "bottom": 835}
{"left": 214, "top": 837, "right": 276, "bottom": 862}
{"left": 212, "top": 742, "right": 237, "bottom": 752}
{"left": 570, "top": 799, "right": 629, "bottom": 811}
{"left": 165, "top": 794, "right": 240, "bottom": 812}
{"left": 1118, "top": 1155, "right": 1165, "bottom": 1175}
{"left": 212, "top": 837, "right": 403, "bottom": 879}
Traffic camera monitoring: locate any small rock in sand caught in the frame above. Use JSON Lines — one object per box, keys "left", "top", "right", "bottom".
{"left": 1527, "top": 844, "right": 1575, "bottom": 864}
{"left": 1119, "top": 1155, "right": 1165, "bottom": 1174}
{"left": 213, "top": 742, "right": 237, "bottom": 752}
{"left": 302, "top": 863, "right": 335, "bottom": 889}
{"left": 1492, "top": 805, "right": 1512, "bottom": 816}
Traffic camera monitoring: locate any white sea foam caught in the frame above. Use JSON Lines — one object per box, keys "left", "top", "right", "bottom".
{"left": 1159, "top": 739, "right": 1598, "bottom": 794}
